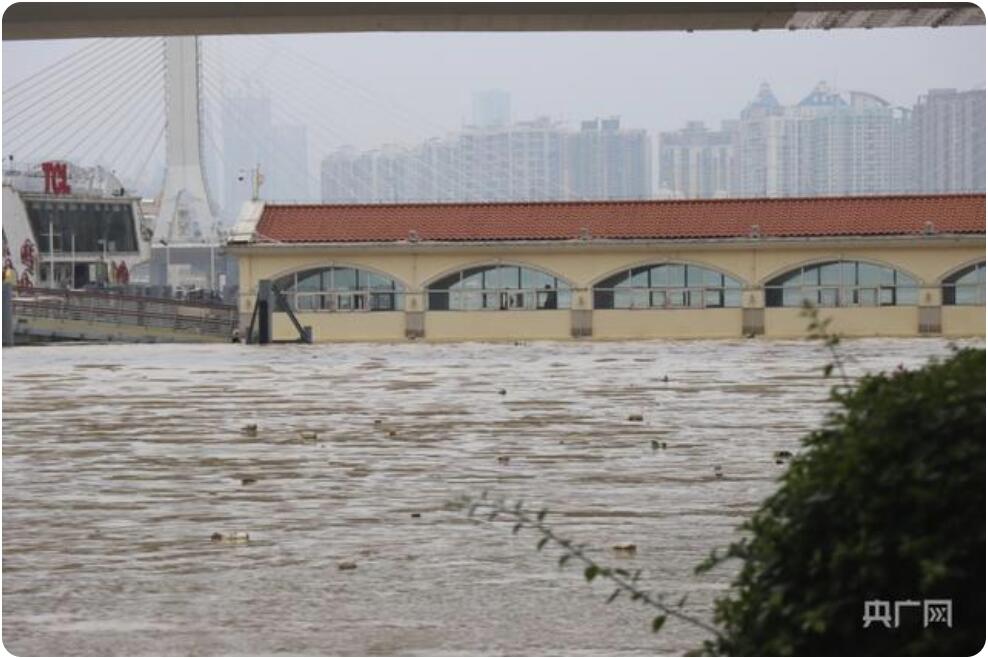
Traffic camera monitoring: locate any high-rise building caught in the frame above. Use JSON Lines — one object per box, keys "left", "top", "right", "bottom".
{"left": 269, "top": 124, "right": 310, "bottom": 202}
{"left": 471, "top": 90, "right": 512, "bottom": 128}
{"left": 658, "top": 120, "right": 735, "bottom": 198}
{"left": 458, "top": 116, "right": 566, "bottom": 201}
{"left": 321, "top": 124, "right": 560, "bottom": 204}
{"left": 673, "top": 81, "right": 926, "bottom": 199}
{"left": 567, "top": 117, "right": 652, "bottom": 200}
{"left": 913, "top": 88, "right": 987, "bottom": 193}
{"left": 221, "top": 85, "right": 310, "bottom": 221}
{"left": 732, "top": 82, "right": 801, "bottom": 198}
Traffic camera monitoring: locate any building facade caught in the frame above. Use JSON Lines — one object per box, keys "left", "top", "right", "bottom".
{"left": 320, "top": 116, "right": 649, "bottom": 204}
{"left": 228, "top": 195, "right": 985, "bottom": 342}
{"left": 913, "top": 88, "right": 987, "bottom": 194}
{"left": 567, "top": 117, "right": 652, "bottom": 200}
{"left": 662, "top": 83, "right": 984, "bottom": 200}
{"left": 657, "top": 120, "right": 735, "bottom": 199}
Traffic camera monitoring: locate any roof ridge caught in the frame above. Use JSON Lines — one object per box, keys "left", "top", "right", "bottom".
{"left": 263, "top": 193, "right": 986, "bottom": 211}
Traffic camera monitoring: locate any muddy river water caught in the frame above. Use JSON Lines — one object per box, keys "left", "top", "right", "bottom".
{"left": 1, "top": 338, "right": 976, "bottom": 655}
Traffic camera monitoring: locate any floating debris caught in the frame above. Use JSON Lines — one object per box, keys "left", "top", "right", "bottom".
{"left": 211, "top": 531, "right": 250, "bottom": 544}
{"left": 661, "top": 375, "right": 670, "bottom": 383}
{"left": 713, "top": 465, "right": 724, "bottom": 478}
{"left": 497, "top": 389, "right": 507, "bottom": 396}
{"left": 410, "top": 512, "right": 422, "bottom": 518}
{"left": 241, "top": 477, "right": 257, "bottom": 485}
{"left": 497, "top": 456, "right": 511, "bottom": 465}
{"left": 337, "top": 561, "right": 358, "bottom": 571}
{"left": 241, "top": 424, "right": 258, "bottom": 436}
{"left": 388, "top": 430, "right": 398, "bottom": 437}
{"left": 373, "top": 419, "right": 383, "bottom": 425}
{"left": 628, "top": 414, "right": 644, "bottom": 422}
{"left": 299, "top": 430, "right": 318, "bottom": 441}
{"left": 612, "top": 543, "right": 637, "bottom": 556}
{"left": 773, "top": 450, "right": 794, "bottom": 465}
{"left": 650, "top": 439, "right": 667, "bottom": 450}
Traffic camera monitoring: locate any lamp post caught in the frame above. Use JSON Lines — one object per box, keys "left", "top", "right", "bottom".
{"left": 158, "top": 239, "right": 170, "bottom": 288}
{"left": 96, "top": 238, "right": 107, "bottom": 287}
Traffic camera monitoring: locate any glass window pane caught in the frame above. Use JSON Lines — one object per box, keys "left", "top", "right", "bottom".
{"left": 801, "top": 266, "right": 820, "bottom": 286}
{"left": 296, "top": 270, "right": 321, "bottom": 291}
{"left": 841, "top": 261, "right": 857, "bottom": 286}
{"left": 333, "top": 268, "right": 357, "bottom": 290}
{"left": 723, "top": 289, "right": 742, "bottom": 307}
{"left": 857, "top": 288, "right": 878, "bottom": 306}
{"left": 896, "top": 272, "right": 917, "bottom": 288}
{"left": 819, "top": 263, "right": 841, "bottom": 285}
{"left": 460, "top": 268, "right": 484, "bottom": 289}
{"left": 954, "top": 267, "right": 978, "bottom": 286}
{"left": 819, "top": 288, "right": 839, "bottom": 306}
{"left": 686, "top": 265, "right": 705, "bottom": 287}
{"left": 858, "top": 263, "right": 884, "bottom": 286}
{"left": 704, "top": 289, "right": 723, "bottom": 307}
{"left": 594, "top": 289, "right": 614, "bottom": 309}
{"left": 649, "top": 265, "right": 668, "bottom": 287}
{"left": 703, "top": 268, "right": 723, "bottom": 287}
{"left": 628, "top": 267, "right": 648, "bottom": 287}
{"left": 667, "top": 265, "right": 686, "bottom": 287}
{"left": 896, "top": 286, "right": 918, "bottom": 306}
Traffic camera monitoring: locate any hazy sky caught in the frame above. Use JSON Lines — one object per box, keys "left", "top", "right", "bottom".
{"left": 4, "top": 26, "right": 984, "bottom": 141}
{"left": 1, "top": 25, "right": 984, "bottom": 197}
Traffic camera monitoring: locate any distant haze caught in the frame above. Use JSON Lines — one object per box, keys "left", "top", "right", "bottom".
{"left": 3, "top": 26, "right": 984, "bottom": 148}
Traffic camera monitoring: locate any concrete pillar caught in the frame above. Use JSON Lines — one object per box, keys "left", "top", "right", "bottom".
{"left": 741, "top": 287, "right": 765, "bottom": 336}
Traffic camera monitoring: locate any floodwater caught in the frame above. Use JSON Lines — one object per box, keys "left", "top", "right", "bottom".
{"left": 1, "top": 338, "right": 977, "bottom": 656}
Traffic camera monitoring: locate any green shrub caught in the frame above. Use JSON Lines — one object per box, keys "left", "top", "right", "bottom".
{"left": 701, "top": 347, "right": 986, "bottom": 656}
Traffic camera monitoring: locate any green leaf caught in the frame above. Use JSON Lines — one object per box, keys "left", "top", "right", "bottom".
{"left": 584, "top": 565, "right": 600, "bottom": 581}
{"left": 652, "top": 615, "right": 667, "bottom": 633}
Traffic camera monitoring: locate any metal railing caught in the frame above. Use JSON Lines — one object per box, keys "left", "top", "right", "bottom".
{"left": 11, "top": 286, "right": 238, "bottom": 337}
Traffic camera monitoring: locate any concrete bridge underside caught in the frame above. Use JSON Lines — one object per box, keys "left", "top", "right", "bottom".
{"left": 2, "top": 2, "right": 983, "bottom": 40}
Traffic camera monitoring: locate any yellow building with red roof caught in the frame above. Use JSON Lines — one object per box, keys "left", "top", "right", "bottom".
{"left": 227, "top": 194, "right": 985, "bottom": 342}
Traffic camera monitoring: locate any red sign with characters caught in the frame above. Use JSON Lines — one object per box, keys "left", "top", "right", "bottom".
{"left": 41, "top": 161, "right": 72, "bottom": 195}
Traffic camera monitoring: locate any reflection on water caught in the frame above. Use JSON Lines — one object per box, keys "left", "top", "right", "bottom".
{"left": 2, "top": 338, "right": 976, "bottom": 655}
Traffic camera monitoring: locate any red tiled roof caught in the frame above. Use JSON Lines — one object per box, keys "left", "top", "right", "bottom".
{"left": 251, "top": 195, "right": 986, "bottom": 244}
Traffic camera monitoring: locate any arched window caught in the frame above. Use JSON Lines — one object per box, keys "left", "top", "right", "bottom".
{"left": 593, "top": 263, "right": 742, "bottom": 309}
{"left": 427, "top": 264, "right": 571, "bottom": 311}
{"left": 942, "top": 262, "right": 986, "bottom": 306}
{"left": 274, "top": 266, "right": 403, "bottom": 312}
{"left": 764, "top": 260, "right": 917, "bottom": 308}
